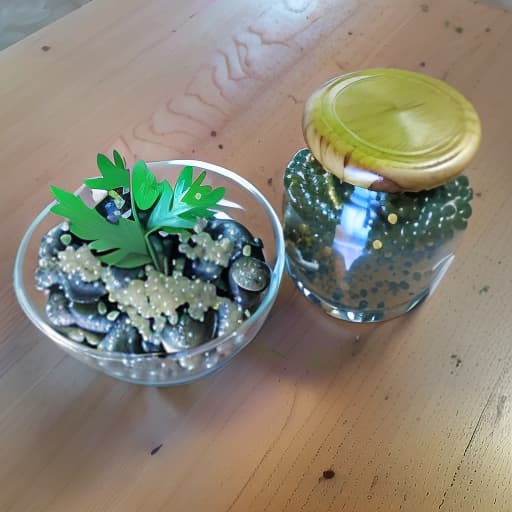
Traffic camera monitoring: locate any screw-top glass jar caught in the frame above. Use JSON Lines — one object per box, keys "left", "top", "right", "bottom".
{"left": 283, "top": 69, "right": 481, "bottom": 322}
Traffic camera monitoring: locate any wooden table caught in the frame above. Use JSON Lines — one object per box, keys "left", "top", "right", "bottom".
{"left": 1, "top": 1, "right": 511, "bottom": 510}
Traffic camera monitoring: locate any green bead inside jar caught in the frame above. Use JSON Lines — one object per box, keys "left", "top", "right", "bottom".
{"left": 283, "top": 69, "right": 481, "bottom": 322}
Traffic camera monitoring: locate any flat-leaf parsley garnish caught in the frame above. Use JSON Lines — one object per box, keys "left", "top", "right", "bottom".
{"left": 50, "top": 152, "right": 226, "bottom": 271}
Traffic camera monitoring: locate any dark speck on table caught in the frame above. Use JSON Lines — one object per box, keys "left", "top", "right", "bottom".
{"left": 322, "top": 469, "right": 335, "bottom": 479}
{"left": 150, "top": 443, "right": 163, "bottom": 456}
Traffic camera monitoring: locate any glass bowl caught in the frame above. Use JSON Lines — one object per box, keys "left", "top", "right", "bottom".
{"left": 14, "top": 160, "right": 285, "bottom": 386}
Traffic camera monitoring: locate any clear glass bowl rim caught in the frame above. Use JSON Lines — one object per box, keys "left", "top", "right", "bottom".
{"left": 13, "top": 159, "right": 285, "bottom": 361}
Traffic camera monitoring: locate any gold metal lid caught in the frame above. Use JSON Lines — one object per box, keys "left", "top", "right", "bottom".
{"left": 303, "top": 68, "right": 481, "bottom": 192}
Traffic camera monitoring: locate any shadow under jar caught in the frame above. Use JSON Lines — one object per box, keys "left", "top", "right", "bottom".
{"left": 283, "top": 68, "right": 481, "bottom": 322}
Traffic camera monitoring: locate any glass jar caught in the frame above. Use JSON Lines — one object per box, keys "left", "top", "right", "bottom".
{"left": 283, "top": 149, "right": 473, "bottom": 322}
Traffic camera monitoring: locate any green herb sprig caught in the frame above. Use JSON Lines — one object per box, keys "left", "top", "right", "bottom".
{"left": 84, "top": 150, "right": 129, "bottom": 191}
{"left": 50, "top": 151, "right": 226, "bottom": 270}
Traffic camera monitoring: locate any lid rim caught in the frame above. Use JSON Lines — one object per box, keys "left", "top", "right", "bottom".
{"left": 303, "top": 68, "right": 482, "bottom": 192}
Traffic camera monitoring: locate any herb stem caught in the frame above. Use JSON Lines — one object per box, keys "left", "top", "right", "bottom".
{"left": 130, "top": 168, "right": 160, "bottom": 270}
{"left": 144, "top": 232, "right": 162, "bottom": 272}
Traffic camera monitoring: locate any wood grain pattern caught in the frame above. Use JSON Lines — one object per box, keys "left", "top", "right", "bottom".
{"left": 1, "top": 0, "right": 511, "bottom": 510}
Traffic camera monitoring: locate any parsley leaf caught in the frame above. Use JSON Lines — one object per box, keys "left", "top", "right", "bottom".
{"left": 113, "top": 149, "right": 126, "bottom": 170}
{"left": 132, "top": 160, "right": 163, "bottom": 210}
{"left": 146, "top": 166, "right": 225, "bottom": 233}
{"left": 84, "top": 152, "right": 130, "bottom": 191}
{"left": 146, "top": 181, "right": 196, "bottom": 233}
{"left": 50, "top": 186, "right": 151, "bottom": 268}
{"left": 49, "top": 154, "right": 226, "bottom": 270}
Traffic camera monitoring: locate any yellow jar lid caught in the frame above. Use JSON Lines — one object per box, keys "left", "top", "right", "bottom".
{"left": 303, "top": 68, "right": 481, "bottom": 191}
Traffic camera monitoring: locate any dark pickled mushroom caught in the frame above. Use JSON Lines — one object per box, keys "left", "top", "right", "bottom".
{"left": 35, "top": 265, "right": 64, "bottom": 291}
{"left": 229, "top": 256, "right": 271, "bottom": 313}
{"left": 205, "top": 219, "right": 265, "bottom": 261}
{"left": 189, "top": 259, "right": 223, "bottom": 282}
{"left": 60, "top": 272, "right": 107, "bottom": 303}
{"left": 212, "top": 271, "right": 231, "bottom": 297}
{"left": 142, "top": 337, "right": 164, "bottom": 354}
{"left": 230, "top": 257, "right": 270, "bottom": 292}
{"left": 146, "top": 232, "right": 181, "bottom": 275}
{"left": 163, "top": 233, "right": 182, "bottom": 260}
{"left": 216, "top": 299, "right": 243, "bottom": 337}
{"left": 108, "top": 265, "right": 145, "bottom": 290}
{"left": 233, "top": 239, "right": 264, "bottom": 263}
{"left": 160, "top": 310, "right": 217, "bottom": 354}
{"left": 69, "top": 302, "right": 113, "bottom": 333}
{"left": 38, "top": 224, "right": 73, "bottom": 260}
{"left": 206, "top": 219, "right": 253, "bottom": 245}
{"left": 45, "top": 291, "right": 74, "bottom": 327}
{"left": 97, "top": 315, "right": 143, "bottom": 353}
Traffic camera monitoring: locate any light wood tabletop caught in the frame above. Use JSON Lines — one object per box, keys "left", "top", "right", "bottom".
{"left": 1, "top": 0, "right": 511, "bottom": 510}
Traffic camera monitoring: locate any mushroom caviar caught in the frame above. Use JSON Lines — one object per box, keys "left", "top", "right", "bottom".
{"left": 36, "top": 219, "right": 271, "bottom": 355}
